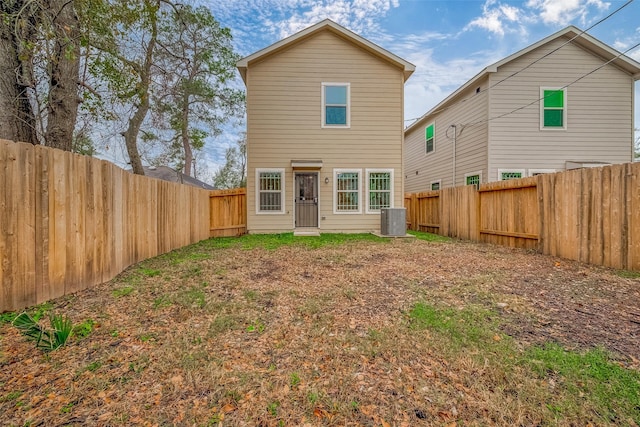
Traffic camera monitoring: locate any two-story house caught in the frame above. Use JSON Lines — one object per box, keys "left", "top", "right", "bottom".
{"left": 404, "top": 26, "right": 640, "bottom": 192}
{"left": 237, "top": 19, "right": 414, "bottom": 234}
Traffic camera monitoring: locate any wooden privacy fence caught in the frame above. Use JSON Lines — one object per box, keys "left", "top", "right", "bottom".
{"left": 0, "top": 140, "right": 211, "bottom": 312}
{"left": 405, "top": 162, "right": 640, "bottom": 271}
{"left": 209, "top": 188, "right": 246, "bottom": 237}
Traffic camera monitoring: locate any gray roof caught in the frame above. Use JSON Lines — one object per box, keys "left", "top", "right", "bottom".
{"left": 140, "top": 166, "right": 215, "bottom": 190}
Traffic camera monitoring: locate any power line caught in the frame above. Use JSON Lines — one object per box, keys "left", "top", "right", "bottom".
{"left": 464, "top": 40, "right": 640, "bottom": 127}
{"left": 404, "top": 0, "right": 635, "bottom": 126}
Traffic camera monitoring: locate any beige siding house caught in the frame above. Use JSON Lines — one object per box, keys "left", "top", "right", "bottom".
{"left": 237, "top": 20, "right": 414, "bottom": 233}
{"left": 405, "top": 26, "right": 640, "bottom": 193}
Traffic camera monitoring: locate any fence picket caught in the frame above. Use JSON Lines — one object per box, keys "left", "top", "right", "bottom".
{"left": 406, "top": 162, "right": 640, "bottom": 272}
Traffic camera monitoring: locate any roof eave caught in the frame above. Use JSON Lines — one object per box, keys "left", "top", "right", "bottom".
{"left": 235, "top": 19, "right": 415, "bottom": 84}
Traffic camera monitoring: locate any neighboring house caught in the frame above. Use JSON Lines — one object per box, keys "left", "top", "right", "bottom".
{"left": 237, "top": 19, "right": 415, "bottom": 234}
{"left": 139, "top": 166, "right": 215, "bottom": 190}
{"left": 404, "top": 26, "right": 640, "bottom": 192}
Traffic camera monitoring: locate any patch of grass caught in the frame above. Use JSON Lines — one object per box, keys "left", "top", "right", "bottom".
{"left": 615, "top": 269, "right": 640, "bottom": 279}
{"left": 60, "top": 402, "right": 74, "bottom": 413}
{"left": 407, "top": 230, "right": 451, "bottom": 242}
{"left": 176, "top": 286, "right": 206, "bottom": 309}
{"left": 208, "top": 314, "right": 239, "bottom": 336}
{"left": 112, "top": 286, "right": 134, "bottom": 297}
{"left": 267, "top": 401, "right": 280, "bottom": 417}
{"left": 289, "top": 372, "right": 301, "bottom": 387}
{"left": 0, "top": 391, "right": 22, "bottom": 403}
{"left": 85, "top": 361, "right": 102, "bottom": 372}
{"left": 525, "top": 343, "right": 640, "bottom": 423}
{"left": 140, "top": 268, "right": 161, "bottom": 277}
{"left": 73, "top": 318, "right": 96, "bottom": 339}
{"left": 199, "top": 232, "right": 388, "bottom": 251}
{"left": 246, "top": 320, "right": 265, "bottom": 333}
{"left": 408, "top": 301, "right": 640, "bottom": 424}
{"left": 243, "top": 290, "right": 258, "bottom": 301}
{"left": 138, "top": 333, "right": 157, "bottom": 343}
{"left": 408, "top": 302, "right": 504, "bottom": 352}
{"left": 152, "top": 295, "right": 172, "bottom": 310}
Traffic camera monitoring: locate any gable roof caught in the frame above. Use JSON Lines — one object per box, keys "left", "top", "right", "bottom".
{"left": 405, "top": 25, "right": 640, "bottom": 134}
{"left": 139, "top": 166, "right": 215, "bottom": 190}
{"left": 237, "top": 19, "right": 415, "bottom": 83}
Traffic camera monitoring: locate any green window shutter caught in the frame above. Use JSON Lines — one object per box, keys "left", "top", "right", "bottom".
{"left": 425, "top": 124, "right": 434, "bottom": 153}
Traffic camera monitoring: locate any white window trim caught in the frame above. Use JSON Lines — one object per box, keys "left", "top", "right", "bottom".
{"left": 255, "top": 168, "right": 285, "bottom": 214}
{"left": 365, "top": 168, "right": 394, "bottom": 214}
{"left": 333, "top": 168, "right": 361, "bottom": 214}
{"left": 464, "top": 171, "right": 482, "bottom": 188}
{"left": 540, "top": 87, "right": 567, "bottom": 130}
{"left": 498, "top": 169, "right": 526, "bottom": 181}
{"left": 425, "top": 122, "right": 435, "bottom": 154}
{"left": 528, "top": 168, "right": 558, "bottom": 176}
{"left": 321, "top": 82, "right": 350, "bottom": 128}
{"left": 430, "top": 179, "right": 441, "bottom": 191}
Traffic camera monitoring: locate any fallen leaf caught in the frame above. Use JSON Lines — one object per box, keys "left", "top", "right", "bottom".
{"left": 222, "top": 403, "right": 237, "bottom": 413}
{"left": 313, "top": 407, "right": 329, "bottom": 419}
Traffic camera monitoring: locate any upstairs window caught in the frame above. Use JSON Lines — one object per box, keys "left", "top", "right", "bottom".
{"left": 322, "top": 83, "right": 350, "bottom": 127}
{"left": 425, "top": 123, "right": 435, "bottom": 153}
{"left": 541, "top": 87, "right": 566, "bottom": 129}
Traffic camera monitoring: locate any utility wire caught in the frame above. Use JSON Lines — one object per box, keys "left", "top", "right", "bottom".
{"left": 464, "top": 40, "right": 640, "bottom": 127}
{"left": 404, "top": 0, "right": 635, "bottom": 126}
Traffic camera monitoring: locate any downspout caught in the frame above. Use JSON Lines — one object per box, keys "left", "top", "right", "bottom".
{"left": 451, "top": 124, "right": 457, "bottom": 187}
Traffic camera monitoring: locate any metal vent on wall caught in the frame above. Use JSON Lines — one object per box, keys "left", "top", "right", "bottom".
{"left": 380, "top": 208, "right": 406, "bottom": 236}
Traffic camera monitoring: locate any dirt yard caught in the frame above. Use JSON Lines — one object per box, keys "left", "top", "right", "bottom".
{"left": 1, "top": 235, "right": 639, "bottom": 426}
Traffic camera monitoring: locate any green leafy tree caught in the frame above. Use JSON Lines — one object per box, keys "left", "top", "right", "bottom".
{"left": 153, "top": 4, "right": 244, "bottom": 176}
{"left": 213, "top": 134, "right": 246, "bottom": 189}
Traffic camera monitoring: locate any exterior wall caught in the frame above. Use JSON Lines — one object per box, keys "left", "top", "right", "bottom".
{"left": 487, "top": 36, "right": 635, "bottom": 181}
{"left": 245, "top": 31, "right": 405, "bottom": 233}
{"left": 404, "top": 77, "right": 489, "bottom": 192}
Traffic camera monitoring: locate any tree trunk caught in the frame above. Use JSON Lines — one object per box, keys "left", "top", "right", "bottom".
{"left": 123, "top": 98, "right": 147, "bottom": 175}
{"left": 0, "top": 0, "right": 37, "bottom": 144}
{"left": 44, "top": 0, "right": 80, "bottom": 151}
{"left": 123, "top": 0, "right": 158, "bottom": 175}
{"left": 181, "top": 92, "right": 192, "bottom": 176}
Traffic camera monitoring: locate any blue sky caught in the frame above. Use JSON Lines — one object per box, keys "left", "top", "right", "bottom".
{"left": 180, "top": 0, "right": 640, "bottom": 177}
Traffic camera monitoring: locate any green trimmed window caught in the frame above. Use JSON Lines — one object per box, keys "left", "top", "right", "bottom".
{"left": 431, "top": 181, "right": 440, "bottom": 190}
{"left": 425, "top": 123, "right": 435, "bottom": 153}
{"left": 367, "top": 170, "right": 392, "bottom": 212}
{"left": 466, "top": 174, "right": 480, "bottom": 189}
{"left": 541, "top": 88, "right": 566, "bottom": 129}
{"left": 500, "top": 171, "right": 523, "bottom": 181}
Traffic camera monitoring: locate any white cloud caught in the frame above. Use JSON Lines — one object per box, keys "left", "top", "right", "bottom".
{"left": 526, "top": 0, "right": 609, "bottom": 26}
{"left": 465, "top": 0, "right": 525, "bottom": 36}
{"left": 268, "top": 0, "right": 400, "bottom": 39}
